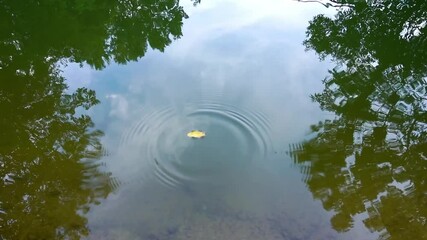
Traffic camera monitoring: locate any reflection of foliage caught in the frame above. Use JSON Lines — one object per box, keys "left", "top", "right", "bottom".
{"left": 293, "top": 0, "right": 427, "bottom": 239}
{"left": 0, "top": 53, "right": 111, "bottom": 239}
{"left": 302, "top": 0, "right": 427, "bottom": 153}
{"left": 192, "top": 0, "right": 202, "bottom": 5}
{"left": 295, "top": 0, "right": 356, "bottom": 8}
{"left": 303, "top": 0, "right": 427, "bottom": 165}
{"left": 0, "top": 0, "right": 189, "bottom": 69}
{"left": 304, "top": 0, "right": 427, "bottom": 132}
{"left": 0, "top": 0, "right": 194, "bottom": 238}
{"left": 290, "top": 120, "right": 427, "bottom": 239}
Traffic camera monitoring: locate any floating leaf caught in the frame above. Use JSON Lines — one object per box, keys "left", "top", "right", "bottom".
{"left": 187, "top": 130, "right": 206, "bottom": 139}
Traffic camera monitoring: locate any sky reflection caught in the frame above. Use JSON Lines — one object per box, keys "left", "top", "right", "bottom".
{"left": 62, "top": 1, "right": 375, "bottom": 239}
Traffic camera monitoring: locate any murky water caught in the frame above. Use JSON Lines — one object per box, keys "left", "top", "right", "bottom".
{"left": 1, "top": 0, "right": 426, "bottom": 239}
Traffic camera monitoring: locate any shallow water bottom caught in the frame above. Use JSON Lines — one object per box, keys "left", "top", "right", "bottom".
{"left": 85, "top": 160, "right": 366, "bottom": 240}
{"left": 89, "top": 212, "right": 336, "bottom": 240}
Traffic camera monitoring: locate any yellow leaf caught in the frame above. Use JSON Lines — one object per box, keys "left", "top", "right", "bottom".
{"left": 187, "top": 130, "right": 206, "bottom": 138}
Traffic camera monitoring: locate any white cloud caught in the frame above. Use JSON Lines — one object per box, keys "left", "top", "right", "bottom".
{"left": 106, "top": 94, "right": 129, "bottom": 119}
{"left": 61, "top": 62, "right": 96, "bottom": 92}
{"left": 174, "top": 0, "right": 336, "bottom": 56}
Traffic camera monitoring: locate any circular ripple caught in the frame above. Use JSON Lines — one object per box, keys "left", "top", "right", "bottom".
{"left": 116, "top": 102, "right": 272, "bottom": 190}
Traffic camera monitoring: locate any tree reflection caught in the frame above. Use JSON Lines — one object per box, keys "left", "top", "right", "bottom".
{"left": 0, "top": 0, "right": 189, "bottom": 69}
{"left": 0, "top": 53, "right": 111, "bottom": 239}
{"left": 1, "top": 0, "right": 192, "bottom": 239}
{"left": 290, "top": 119, "right": 427, "bottom": 238}
{"left": 292, "top": 0, "right": 427, "bottom": 239}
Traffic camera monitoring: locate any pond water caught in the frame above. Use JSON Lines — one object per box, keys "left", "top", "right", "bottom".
{"left": 62, "top": 1, "right": 369, "bottom": 239}
{"left": 1, "top": 0, "right": 426, "bottom": 239}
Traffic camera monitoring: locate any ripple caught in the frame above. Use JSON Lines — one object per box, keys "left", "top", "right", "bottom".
{"left": 114, "top": 101, "right": 272, "bottom": 190}
{"left": 187, "top": 102, "right": 271, "bottom": 157}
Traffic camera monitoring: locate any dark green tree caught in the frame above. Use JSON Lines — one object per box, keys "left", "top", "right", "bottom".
{"left": 303, "top": 0, "right": 427, "bottom": 135}
{"left": 0, "top": 52, "right": 112, "bottom": 239}
{"left": 302, "top": 0, "right": 427, "bottom": 154}
{"left": 291, "top": 0, "right": 427, "bottom": 238}
{"left": 0, "top": 0, "right": 195, "bottom": 238}
{"left": 290, "top": 119, "right": 427, "bottom": 239}
{"left": 0, "top": 0, "right": 189, "bottom": 69}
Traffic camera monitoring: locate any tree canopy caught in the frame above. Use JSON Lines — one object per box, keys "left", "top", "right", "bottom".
{"left": 304, "top": 0, "right": 427, "bottom": 127}
{"left": 290, "top": 118, "right": 427, "bottom": 239}
{"left": 0, "top": 53, "right": 112, "bottom": 239}
{"left": 0, "top": 0, "right": 194, "bottom": 238}
{"left": 293, "top": 0, "right": 427, "bottom": 238}
{"left": 0, "top": 0, "right": 189, "bottom": 69}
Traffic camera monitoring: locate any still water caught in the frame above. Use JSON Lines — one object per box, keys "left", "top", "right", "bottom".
{"left": 62, "top": 1, "right": 368, "bottom": 239}
{"left": 1, "top": 0, "right": 426, "bottom": 239}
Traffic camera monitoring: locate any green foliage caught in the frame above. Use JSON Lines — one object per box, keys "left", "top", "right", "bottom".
{"left": 0, "top": 47, "right": 112, "bottom": 238}
{"left": 290, "top": 119, "right": 427, "bottom": 239}
{"left": 0, "top": 0, "right": 189, "bottom": 69}
{"left": 304, "top": 0, "right": 427, "bottom": 141}
{"left": 304, "top": 0, "right": 427, "bottom": 73}
{"left": 0, "top": 0, "right": 193, "bottom": 238}
{"left": 0, "top": 0, "right": 193, "bottom": 237}
{"left": 296, "top": 0, "right": 427, "bottom": 238}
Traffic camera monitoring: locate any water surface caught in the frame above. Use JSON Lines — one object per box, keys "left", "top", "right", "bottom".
{"left": 2, "top": 0, "right": 426, "bottom": 239}
{"left": 62, "top": 1, "right": 374, "bottom": 239}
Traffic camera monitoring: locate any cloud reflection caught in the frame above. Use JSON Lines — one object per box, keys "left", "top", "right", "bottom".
{"left": 63, "top": 1, "right": 354, "bottom": 238}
